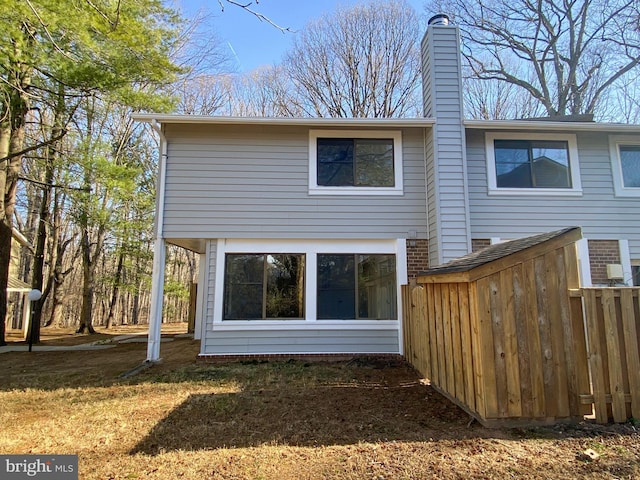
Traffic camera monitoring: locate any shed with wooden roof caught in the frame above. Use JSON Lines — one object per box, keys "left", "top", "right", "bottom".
{"left": 402, "top": 227, "right": 592, "bottom": 427}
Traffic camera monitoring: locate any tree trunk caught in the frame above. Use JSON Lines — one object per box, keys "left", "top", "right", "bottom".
{"left": 0, "top": 221, "right": 11, "bottom": 346}
{"left": 105, "top": 251, "right": 124, "bottom": 328}
{"left": 29, "top": 160, "right": 53, "bottom": 342}
{"left": 30, "top": 84, "right": 67, "bottom": 342}
{"left": 0, "top": 122, "right": 12, "bottom": 346}
{"left": 76, "top": 227, "right": 96, "bottom": 334}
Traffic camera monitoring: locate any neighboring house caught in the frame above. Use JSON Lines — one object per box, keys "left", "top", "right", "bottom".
{"left": 135, "top": 16, "right": 640, "bottom": 361}
{"left": 6, "top": 228, "right": 32, "bottom": 336}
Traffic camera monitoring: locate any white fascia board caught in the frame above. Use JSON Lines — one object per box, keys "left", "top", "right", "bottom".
{"left": 132, "top": 114, "right": 436, "bottom": 129}
{"left": 464, "top": 119, "right": 640, "bottom": 133}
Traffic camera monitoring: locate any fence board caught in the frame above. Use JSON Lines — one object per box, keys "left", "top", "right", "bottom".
{"left": 489, "top": 273, "right": 509, "bottom": 418}
{"left": 524, "top": 258, "right": 545, "bottom": 418}
{"left": 417, "top": 285, "right": 430, "bottom": 378}
{"left": 584, "top": 289, "right": 609, "bottom": 424}
{"left": 459, "top": 285, "right": 475, "bottom": 411}
{"left": 564, "top": 245, "right": 592, "bottom": 417}
{"left": 442, "top": 286, "right": 454, "bottom": 395}
{"left": 402, "top": 286, "right": 411, "bottom": 362}
{"left": 434, "top": 284, "right": 446, "bottom": 392}
{"left": 427, "top": 284, "right": 439, "bottom": 386}
{"left": 450, "top": 284, "right": 465, "bottom": 403}
{"left": 601, "top": 289, "right": 627, "bottom": 423}
{"left": 513, "top": 263, "right": 533, "bottom": 418}
{"left": 478, "top": 276, "right": 499, "bottom": 418}
{"left": 469, "top": 282, "right": 486, "bottom": 419}
{"left": 546, "top": 251, "right": 570, "bottom": 418}
{"left": 534, "top": 256, "right": 556, "bottom": 417}
{"left": 557, "top": 246, "right": 580, "bottom": 417}
{"left": 500, "top": 268, "right": 522, "bottom": 417}
{"left": 620, "top": 289, "right": 640, "bottom": 419}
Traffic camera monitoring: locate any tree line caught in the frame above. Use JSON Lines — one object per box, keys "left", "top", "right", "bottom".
{"left": 1, "top": 0, "right": 638, "bottom": 344}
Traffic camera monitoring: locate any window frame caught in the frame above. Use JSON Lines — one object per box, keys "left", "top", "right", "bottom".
{"left": 222, "top": 253, "right": 306, "bottom": 321}
{"left": 632, "top": 263, "right": 640, "bottom": 287}
{"left": 609, "top": 135, "right": 640, "bottom": 197}
{"left": 212, "top": 239, "right": 407, "bottom": 327}
{"left": 485, "top": 132, "right": 582, "bottom": 196}
{"left": 316, "top": 253, "right": 398, "bottom": 320}
{"left": 309, "top": 129, "right": 403, "bottom": 195}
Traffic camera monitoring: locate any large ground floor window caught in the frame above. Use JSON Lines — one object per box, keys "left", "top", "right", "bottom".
{"left": 317, "top": 254, "right": 397, "bottom": 319}
{"left": 224, "top": 254, "right": 305, "bottom": 320}
{"left": 215, "top": 240, "right": 405, "bottom": 323}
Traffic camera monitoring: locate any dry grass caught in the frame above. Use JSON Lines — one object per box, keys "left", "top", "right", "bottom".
{"left": 5, "top": 322, "right": 188, "bottom": 347}
{"left": 1, "top": 326, "right": 639, "bottom": 479}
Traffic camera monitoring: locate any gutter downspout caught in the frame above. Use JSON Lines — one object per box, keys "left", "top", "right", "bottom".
{"left": 146, "top": 119, "right": 168, "bottom": 362}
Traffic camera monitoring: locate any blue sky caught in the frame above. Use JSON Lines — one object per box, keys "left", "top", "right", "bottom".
{"left": 175, "top": 0, "right": 427, "bottom": 73}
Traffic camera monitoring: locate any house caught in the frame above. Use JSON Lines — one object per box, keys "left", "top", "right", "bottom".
{"left": 6, "top": 228, "right": 33, "bottom": 337}
{"left": 134, "top": 15, "right": 640, "bottom": 362}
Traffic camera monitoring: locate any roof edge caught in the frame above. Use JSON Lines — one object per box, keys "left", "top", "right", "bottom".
{"left": 417, "top": 227, "right": 582, "bottom": 278}
{"left": 464, "top": 119, "right": 640, "bottom": 132}
{"left": 132, "top": 114, "right": 436, "bottom": 128}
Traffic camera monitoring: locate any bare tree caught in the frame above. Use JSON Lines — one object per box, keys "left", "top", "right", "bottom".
{"left": 427, "top": 0, "right": 640, "bottom": 119}
{"left": 283, "top": 0, "right": 422, "bottom": 118}
{"left": 603, "top": 71, "right": 640, "bottom": 123}
{"left": 228, "top": 66, "right": 304, "bottom": 117}
{"left": 463, "top": 70, "right": 546, "bottom": 120}
{"left": 176, "top": 74, "right": 231, "bottom": 115}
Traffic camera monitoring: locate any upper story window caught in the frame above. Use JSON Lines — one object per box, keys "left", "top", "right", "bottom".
{"left": 609, "top": 135, "right": 640, "bottom": 197}
{"left": 486, "top": 132, "right": 582, "bottom": 196}
{"left": 309, "top": 129, "right": 403, "bottom": 195}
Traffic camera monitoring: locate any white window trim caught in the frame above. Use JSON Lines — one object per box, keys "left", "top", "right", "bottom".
{"left": 485, "top": 132, "right": 583, "bottom": 196}
{"left": 212, "top": 238, "right": 407, "bottom": 330}
{"left": 609, "top": 135, "right": 640, "bottom": 197}
{"left": 309, "top": 129, "right": 404, "bottom": 195}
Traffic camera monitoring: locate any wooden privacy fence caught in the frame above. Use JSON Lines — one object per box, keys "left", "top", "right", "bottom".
{"left": 572, "top": 288, "right": 640, "bottom": 424}
{"left": 402, "top": 227, "right": 640, "bottom": 427}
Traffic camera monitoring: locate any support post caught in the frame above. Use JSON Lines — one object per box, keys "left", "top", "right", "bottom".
{"left": 146, "top": 238, "right": 166, "bottom": 362}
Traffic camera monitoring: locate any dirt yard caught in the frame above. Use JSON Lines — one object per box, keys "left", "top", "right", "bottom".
{"left": 0, "top": 324, "right": 639, "bottom": 479}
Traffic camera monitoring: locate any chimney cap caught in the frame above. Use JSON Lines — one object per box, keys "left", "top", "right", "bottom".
{"left": 428, "top": 13, "right": 450, "bottom": 26}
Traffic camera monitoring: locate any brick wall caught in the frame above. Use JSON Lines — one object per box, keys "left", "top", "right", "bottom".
{"left": 588, "top": 240, "right": 621, "bottom": 285}
{"left": 471, "top": 238, "right": 491, "bottom": 252}
{"left": 406, "top": 239, "right": 429, "bottom": 280}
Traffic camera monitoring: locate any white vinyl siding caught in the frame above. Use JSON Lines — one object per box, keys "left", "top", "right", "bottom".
{"left": 161, "top": 124, "right": 428, "bottom": 241}
{"left": 467, "top": 129, "right": 640, "bottom": 259}
{"left": 202, "top": 328, "right": 400, "bottom": 355}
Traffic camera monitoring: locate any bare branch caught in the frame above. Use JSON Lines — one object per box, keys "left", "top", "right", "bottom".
{"left": 18, "top": 175, "right": 91, "bottom": 192}
{"left": 24, "top": 0, "right": 75, "bottom": 60}
{"left": 0, "top": 129, "right": 67, "bottom": 163}
{"left": 218, "top": 0, "right": 292, "bottom": 33}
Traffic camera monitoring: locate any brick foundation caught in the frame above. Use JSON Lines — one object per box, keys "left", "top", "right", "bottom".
{"left": 588, "top": 240, "right": 621, "bottom": 285}
{"left": 406, "top": 239, "right": 429, "bottom": 279}
{"left": 196, "top": 353, "right": 405, "bottom": 364}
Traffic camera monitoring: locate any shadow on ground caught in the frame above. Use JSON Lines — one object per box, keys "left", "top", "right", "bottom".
{"left": 0, "top": 335, "right": 199, "bottom": 391}
{"left": 131, "top": 380, "right": 482, "bottom": 453}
